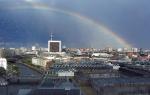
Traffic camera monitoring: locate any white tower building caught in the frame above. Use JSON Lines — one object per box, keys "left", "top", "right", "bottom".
{"left": 48, "top": 33, "right": 62, "bottom": 52}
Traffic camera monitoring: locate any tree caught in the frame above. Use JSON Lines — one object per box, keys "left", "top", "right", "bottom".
{"left": 0, "top": 67, "right": 6, "bottom": 76}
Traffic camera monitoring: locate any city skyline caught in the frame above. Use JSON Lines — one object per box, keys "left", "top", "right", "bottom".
{"left": 1, "top": 1, "right": 150, "bottom": 95}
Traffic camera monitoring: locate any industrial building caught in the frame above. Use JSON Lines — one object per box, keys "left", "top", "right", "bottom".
{"left": 18, "top": 77, "right": 81, "bottom": 95}
{"left": 91, "top": 77, "right": 150, "bottom": 95}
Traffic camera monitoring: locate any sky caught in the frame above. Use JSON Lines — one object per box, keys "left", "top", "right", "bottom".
{"left": 0, "top": 0, "right": 150, "bottom": 48}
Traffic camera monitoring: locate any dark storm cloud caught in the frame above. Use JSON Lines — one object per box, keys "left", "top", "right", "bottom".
{"left": 0, "top": 0, "right": 150, "bottom": 48}
{"left": 45, "top": 0, "right": 150, "bottom": 48}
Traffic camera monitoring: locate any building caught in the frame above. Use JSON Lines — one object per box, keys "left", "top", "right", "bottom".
{"left": 57, "top": 70, "right": 75, "bottom": 77}
{"left": 0, "top": 48, "right": 17, "bottom": 58}
{"left": 32, "top": 46, "right": 36, "bottom": 51}
{"left": 92, "top": 53, "right": 113, "bottom": 58}
{"left": 48, "top": 33, "right": 62, "bottom": 53}
{"left": 0, "top": 58, "right": 7, "bottom": 70}
{"left": 48, "top": 40, "right": 61, "bottom": 52}
{"left": 32, "top": 57, "right": 54, "bottom": 68}
{"left": 18, "top": 77, "right": 81, "bottom": 95}
{"left": 91, "top": 77, "right": 150, "bottom": 95}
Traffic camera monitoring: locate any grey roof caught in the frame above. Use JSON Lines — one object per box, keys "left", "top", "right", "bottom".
{"left": 58, "top": 81, "right": 75, "bottom": 89}
{"left": 18, "top": 89, "right": 32, "bottom": 95}
{"left": 92, "top": 77, "right": 150, "bottom": 87}
{"left": 27, "top": 88, "right": 80, "bottom": 95}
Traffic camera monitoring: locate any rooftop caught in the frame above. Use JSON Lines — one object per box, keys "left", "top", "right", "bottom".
{"left": 92, "top": 77, "right": 150, "bottom": 87}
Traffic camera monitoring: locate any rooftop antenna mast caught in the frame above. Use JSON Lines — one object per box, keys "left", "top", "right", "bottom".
{"left": 50, "top": 32, "right": 53, "bottom": 41}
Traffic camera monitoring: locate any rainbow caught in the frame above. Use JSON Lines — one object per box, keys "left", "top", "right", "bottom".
{"left": 9, "top": 0, "right": 132, "bottom": 48}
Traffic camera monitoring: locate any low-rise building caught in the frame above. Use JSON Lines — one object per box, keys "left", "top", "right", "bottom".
{"left": 0, "top": 58, "right": 7, "bottom": 70}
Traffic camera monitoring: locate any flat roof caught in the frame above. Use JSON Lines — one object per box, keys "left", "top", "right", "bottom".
{"left": 48, "top": 40, "right": 61, "bottom": 42}
{"left": 92, "top": 77, "right": 150, "bottom": 87}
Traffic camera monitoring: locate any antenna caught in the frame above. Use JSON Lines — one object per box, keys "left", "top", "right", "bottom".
{"left": 50, "top": 32, "right": 53, "bottom": 41}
